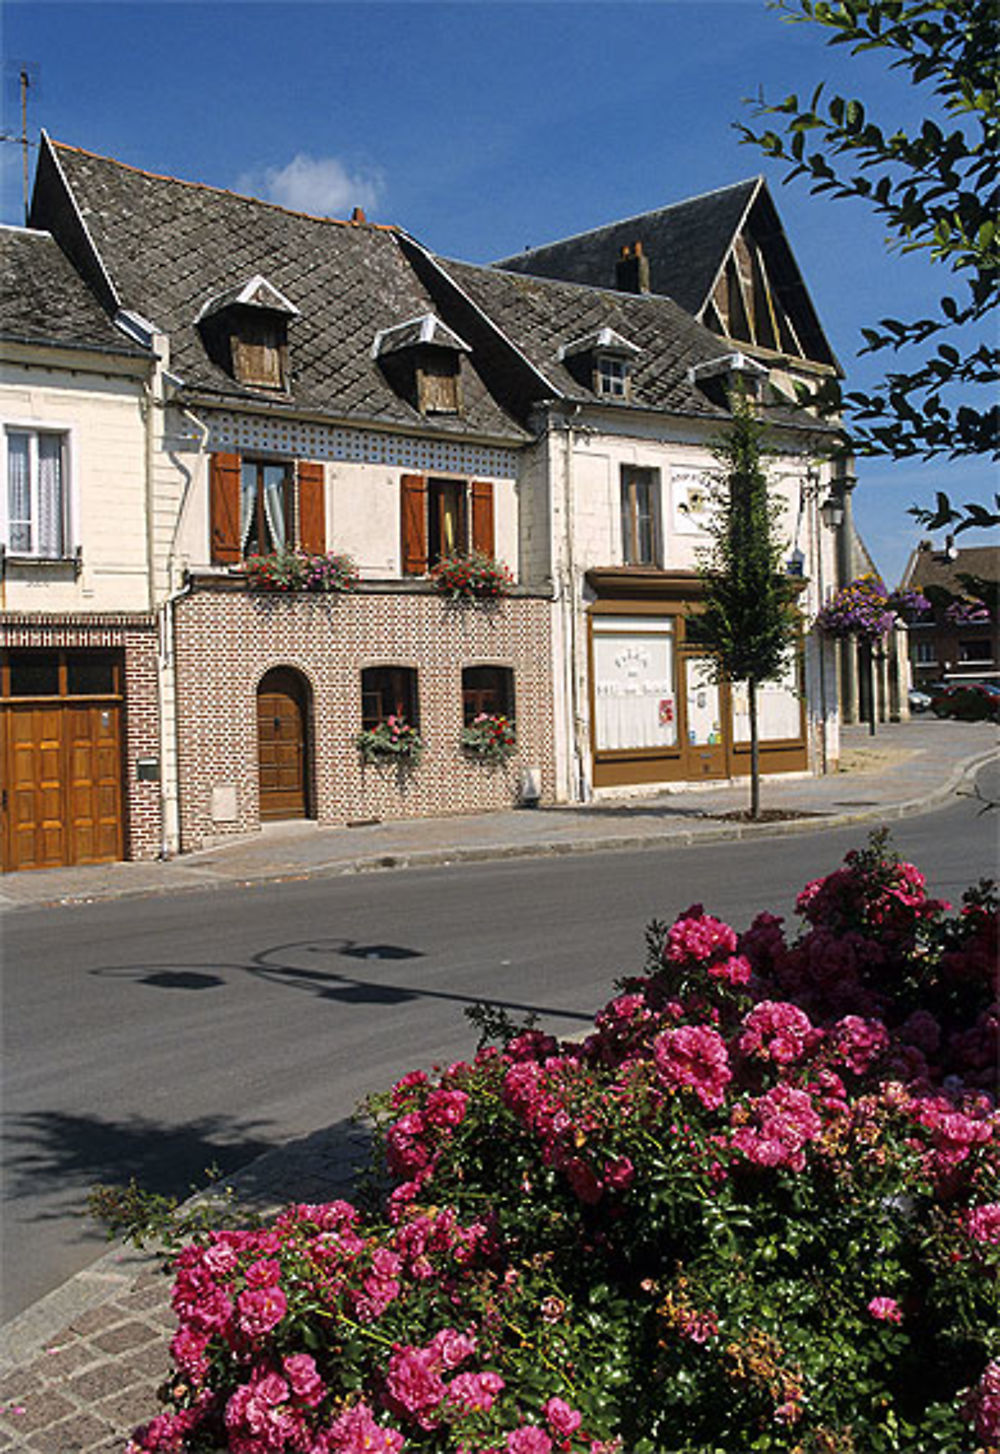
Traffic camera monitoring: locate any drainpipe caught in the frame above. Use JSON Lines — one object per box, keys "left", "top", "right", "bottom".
{"left": 559, "top": 404, "right": 588, "bottom": 802}
{"left": 157, "top": 400, "right": 209, "bottom": 858}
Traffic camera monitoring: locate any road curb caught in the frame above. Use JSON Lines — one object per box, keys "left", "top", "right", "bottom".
{"left": 4, "top": 747, "right": 996, "bottom": 912}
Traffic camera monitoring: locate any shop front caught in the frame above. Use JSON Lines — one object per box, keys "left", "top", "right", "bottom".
{"left": 586, "top": 571, "right": 807, "bottom": 792}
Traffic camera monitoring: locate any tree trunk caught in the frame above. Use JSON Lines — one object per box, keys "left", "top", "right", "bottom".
{"left": 749, "top": 678, "right": 761, "bottom": 820}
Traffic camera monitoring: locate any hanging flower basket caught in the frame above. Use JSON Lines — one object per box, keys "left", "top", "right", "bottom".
{"left": 816, "top": 574, "right": 896, "bottom": 642}
{"left": 242, "top": 549, "right": 359, "bottom": 593}
{"left": 461, "top": 712, "right": 517, "bottom": 764}
{"left": 355, "top": 716, "right": 424, "bottom": 766}
{"left": 430, "top": 550, "right": 513, "bottom": 601}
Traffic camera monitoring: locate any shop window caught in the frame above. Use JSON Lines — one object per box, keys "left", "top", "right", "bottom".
{"left": 4, "top": 427, "right": 69, "bottom": 558}
{"left": 621, "top": 467, "right": 660, "bottom": 566}
{"left": 361, "top": 665, "right": 419, "bottom": 730}
{"left": 462, "top": 665, "right": 514, "bottom": 724}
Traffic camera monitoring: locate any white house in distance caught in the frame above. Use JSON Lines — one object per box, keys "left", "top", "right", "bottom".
{"left": 1, "top": 136, "right": 845, "bottom": 871}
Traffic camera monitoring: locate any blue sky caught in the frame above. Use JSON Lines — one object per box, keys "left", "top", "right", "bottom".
{"left": 4, "top": 0, "right": 995, "bottom": 584}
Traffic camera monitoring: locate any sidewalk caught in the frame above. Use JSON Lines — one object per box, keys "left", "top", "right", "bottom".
{"left": 2, "top": 718, "right": 997, "bottom": 915}
{"left": 0, "top": 718, "right": 996, "bottom": 1452}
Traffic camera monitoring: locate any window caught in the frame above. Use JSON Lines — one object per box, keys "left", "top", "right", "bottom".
{"left": 241, "top": 460, "right": 294, "bottom": 555}
{"left": 418, "top": 352, "right": 462, "bottom": 415}
{"left": 429, "top": 478, "right": 466, "bottom": 561}
{"left": 401, "top": 475, "right": 495, "bottom": 575}
{"left": 210, "top": 454, "right": 325, "bottom": 564}
{"left": 596, "top": 356, "right": 629, "bottom": 399}
{"left": 621, "top": 467, "right": 659, "bottom": 566}
{"left": 462, "top": 665, "right": 514, "bottom": 724}
{"left": 4, "top": 428, "right": 68, "bottom": 557}
{"left": 914, "top": 641, "right": 937, "bottom": 665}
{"left": 361, "top": 666, "right": 419, "bottom": 730}
{"left": 233, "top": 315, "right": 287, "bottom": 390}
{"left": 2, "top": 649, "right": 120, "bottom": 699}
{"left": 592, "top": 615, "right": 676, "bottom": 751}
{"left": 959, "top": 639, "right": 993, "bottom": 664}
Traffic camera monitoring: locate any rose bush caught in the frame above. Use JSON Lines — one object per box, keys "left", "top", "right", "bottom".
{"left": 126, "top": 832, "right": 997, "bottom": 1454}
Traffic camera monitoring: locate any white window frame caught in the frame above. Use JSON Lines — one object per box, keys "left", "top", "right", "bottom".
{"left": 2, "top": 423, "right": 75, "bottom": 559}
{"left": 596, "top": 355, "right": 629, "bottom": 399}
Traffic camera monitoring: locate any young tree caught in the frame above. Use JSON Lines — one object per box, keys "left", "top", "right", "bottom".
{"left": 694, "top": 392, "right": 801, "bottom": 820}
{"left": 739, "top": 0, "right": 999, "bottom": 527}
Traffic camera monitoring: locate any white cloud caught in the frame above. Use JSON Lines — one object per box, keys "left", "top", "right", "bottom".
{"left": 237, "top": 154, "right": 383, "bottom": 219}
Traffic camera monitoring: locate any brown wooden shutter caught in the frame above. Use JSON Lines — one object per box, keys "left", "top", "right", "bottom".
{"left": 210, "top": 452, "right": 242, "bottom": 564}
{"left": 400, "top": 473, "right": 428, "bottom": 575}
{"left": 297, "top": 461, "right": 326, "bottom": 553}
{"left": 471, "top": 479, "right": 495, "bottom": 557}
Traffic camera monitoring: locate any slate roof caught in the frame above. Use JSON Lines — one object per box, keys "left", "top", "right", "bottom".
{"left": 901, "top": 543, "right": 999, "bottom": 592}
{"left": 494, "top": 180, "right": 760, "bottom": 316}
{"left": 431, "top": 257, "right": 828, "bottom": 433}
{"left": 493, "top": 177, "right": 837, "bottom": 371}
{"left": 0, "top": 225, "right": 145, "bottom": 357}
{"left": 30, "top": 140, "right": 527, "bottom": 442}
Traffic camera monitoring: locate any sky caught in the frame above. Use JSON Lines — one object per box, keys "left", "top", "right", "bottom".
{"left": 3, "top": 0, "right": 996, "bottom": 585}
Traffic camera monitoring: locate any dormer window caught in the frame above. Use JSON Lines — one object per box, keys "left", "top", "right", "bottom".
{"left": 688, "top": 352, "right": 769, "bottom": 409}
{"left": 596, "top": 355, "right": 629, "bottom": 398}
{"left": 374, "top": 314, "right": 471, "bottom": 417}
{"left": 558, "top": 327, "right": 642, "bottom": 401}
{"left": 196, "top": 275, "right": 299, "bottom": 393}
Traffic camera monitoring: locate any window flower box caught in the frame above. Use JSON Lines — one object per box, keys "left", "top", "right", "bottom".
{"left": 242, "top": 549, "right": 359, "bottom": 593}
{"left": 461, "top": 712, "right": 517, "bottom": 764}
{"left": 429, "top": 550, "right": 513, "bottom": 601}
{"left": 355, "top": 716, "right": 424, "bottom": 766}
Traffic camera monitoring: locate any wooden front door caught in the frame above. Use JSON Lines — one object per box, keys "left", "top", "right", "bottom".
{"left": 2, "top": 700, "right": 124, "bottom": 871}
{"left": 257, "top": 670, "right": 308, "bottom": 821}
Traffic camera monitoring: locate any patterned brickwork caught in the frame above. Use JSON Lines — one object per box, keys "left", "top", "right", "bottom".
{"left": 172, "top": 587, "right": 556, "bottom": 851}
{"left": 0, "top": 614, "right": 163, "bottom": 861}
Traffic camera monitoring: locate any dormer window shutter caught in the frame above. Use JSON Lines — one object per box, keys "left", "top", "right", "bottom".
{"left": 210, "top": 452, "right": 242, "bottom": 564}
{"left": 401, "top": 473, "right": 428, "bottom": 575}
{"left": 471, "top": 480, "right": 495, "bottom": 557}
{"left": 296, "top": 461, "right": 326, "bottom": 553}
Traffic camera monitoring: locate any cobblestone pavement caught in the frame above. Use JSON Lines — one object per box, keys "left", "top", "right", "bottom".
{"left": 1, "top": 718, "right": 996, "bottom": 1450}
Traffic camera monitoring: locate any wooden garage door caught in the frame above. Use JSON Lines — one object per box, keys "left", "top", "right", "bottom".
{"left": 1, "top": 651, "right": 125, "bottom": 872}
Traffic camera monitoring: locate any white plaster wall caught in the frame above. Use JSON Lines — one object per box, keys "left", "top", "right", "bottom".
{"left": 161, "top": 449, "right": 521, "bottom": 584}
{"left": 552, "top": 411, "right": 843, "bottom": 791}
{"left": 517, "top": 439, "right": 553, "bottom": 589}
{"left": 1, "top": 362, "right": 149, "bottom": 613}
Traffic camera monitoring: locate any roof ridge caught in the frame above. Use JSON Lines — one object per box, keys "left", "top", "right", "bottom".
{"left": 47, "top": 139, "right": 400, "bottom": 234}
{"left": 449, "top": 253, "right": 691, "bottom": 311}
{"left": 493, "top": 176, "right": 763, "bottom": 265}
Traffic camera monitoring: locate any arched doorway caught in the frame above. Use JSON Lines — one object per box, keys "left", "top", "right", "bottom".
{"left": 256, "top": 667, "right": 310, "bottom": 821}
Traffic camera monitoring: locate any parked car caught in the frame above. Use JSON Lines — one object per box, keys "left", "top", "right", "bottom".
{"left": 930, "top": 682, "right": 1000, "bottom": 721}
{"left": 908, "top": 687, "right": 933, "bottom": 713}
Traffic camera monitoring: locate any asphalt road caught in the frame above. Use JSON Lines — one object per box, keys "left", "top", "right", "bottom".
{"left": 3, "top": 762, "right": 997, "bottom": 1322}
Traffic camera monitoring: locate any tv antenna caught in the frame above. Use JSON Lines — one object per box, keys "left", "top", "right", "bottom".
{"left": 1, "top": 61, "right": 39, "bottom": 223}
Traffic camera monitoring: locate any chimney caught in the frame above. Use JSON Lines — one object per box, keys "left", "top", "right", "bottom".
{"left": 351, "top": 206, "right": 367, "bottom": 224}
{"left": 615, "top": 242, "right": 650, "bottom": 294}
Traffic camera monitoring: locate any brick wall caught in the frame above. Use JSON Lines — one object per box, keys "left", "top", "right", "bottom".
{"left": 172, "top": 587, "right": 556, "bottom": 851}
{"left": 0, "top": 614, "right": 162, "bottom": 860}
